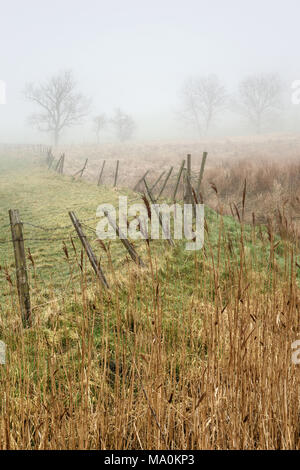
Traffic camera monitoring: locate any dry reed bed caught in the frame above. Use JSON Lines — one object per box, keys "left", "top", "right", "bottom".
{"left": 0, "top": 217, "right": 299, "bottom": 450}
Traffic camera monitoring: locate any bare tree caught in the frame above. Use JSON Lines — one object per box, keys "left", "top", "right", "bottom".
{"left": 110, "top": 108, "right": 136, "bottom": 142}
{"left": 236, "top": 74, "right": 282, "bottom": 134}
{"left": 179, "top": 75, "right": 227, "bottom": 136}
{"left": 93, "top": 114, "right": 107, "bottom": 144}
{"left": 24, "top": 70, "right": 91, "bottom": 145}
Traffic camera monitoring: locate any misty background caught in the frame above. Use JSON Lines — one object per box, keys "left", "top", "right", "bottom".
{"left": 1, "top": 0, "right": 300, "bottom": 143}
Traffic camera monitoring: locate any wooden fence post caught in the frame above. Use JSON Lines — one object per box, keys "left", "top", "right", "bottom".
{"left": 98, "top": 160, "right": 106, "bottom": 186}
{"left": 69, "top": 211, "right": 109, "bottom": 289}
{"left": 55, "top": 155, "right": 63, "bottom": 173}
{"left": 133, "top": 170, "right": 150, "bottom": 192}
{"left": 59, "top": 153, "right": 65, "bottom": 174}
{"left": 173, "top": 160, "right": 185, "bottom": 201}
{"left": 150, "top": 171, "right": 166, "bottom": 193}
{"left": 158, "top": 166, "right": 173, "bottom": 199}
{"left": 185, "top": 154, "right": 192, "bottom": 204}
{"left": 197, "top": 151, "right": 208, "bottom": 194}
{"left": 48, "top": 151, "right": 55, "bottom": 169}
{"left": 9, "top": 209, "right": 32, "bottom": 328}
{"left": 143, "top": 178, "right": 175, "bottom": 247}
{"left": 80, "top": 159, "right": 88, "bottom": 178}
{"left": 114, "top": 160, "right": 119, "bottom": 187}
{"left": 104, "top": 211, "right": 145, "bottom": 267}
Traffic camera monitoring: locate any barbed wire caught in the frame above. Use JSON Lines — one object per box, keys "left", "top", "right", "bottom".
{"left": 0, "top": 237, "right": 71, "bottom": 244}
{"left": 21, "top": 221, "right": 73, "bottom": 231}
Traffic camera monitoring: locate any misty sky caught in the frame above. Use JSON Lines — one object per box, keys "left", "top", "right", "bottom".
{"left": 0, "top": 0, "right": 300, "bottom": 142}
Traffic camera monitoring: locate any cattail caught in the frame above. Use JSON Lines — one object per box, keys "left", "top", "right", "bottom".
{"left": 242, "top": 178, "right": 246, "bottom": 220}
{"left": 27, "top": 248, "right": 35, "bottom": 267}
{"left": 62, "top": 242, "right": 69, "bottom": 259}
{"left": 142, "top": 194, "right": 152, "bottom": 220}
{"left": 233, "top": 203, "right": 241, "bottom": 223}
{"left": 210, "top": 182, "right": 218, "bottom": 194}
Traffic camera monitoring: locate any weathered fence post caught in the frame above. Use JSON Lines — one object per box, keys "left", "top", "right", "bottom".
{"left": 55, "top": 155, "right": 63, "bottom": 173}
{"left": 173, "top": 160, "right": 185, "bottom": 201}
{"left": 114, "top": 160, "right": 119, "bottom": 187}
{"left": 69, "top": 211, "right": 109, "bottom": 289}
{"left": 98, "top": 160, "right": 106, "bottom": 186}
{"left": 158, "top": 166, "right": 173, "bottom": 199}
{"left": 80, "top": 159, "right": 88, "bottom": 178}
{"left": 104, "top": 211, "right": 145, "bottom": 267}
{"left": 59, "top": 153, "right": 65, "bottom": 174}
{"left": 48, "top": 151, "right": 55, "bottom": 169}
{"left": 143, "top": 178, "right": 175, "bottom": 247}
{"left": 150, "top": 171, "right": 166, "bottom": 193}
{"left": 186, "top": 154, "right": 193, "bottom": 203}
{"left": 9, "top": 209, "right": 32, "bottom": 328}
{"left": 197, "top": 151, "right": 208, "bottom": 194}
{"left": 133, "top": 170, "right": 150, "bottom": 192}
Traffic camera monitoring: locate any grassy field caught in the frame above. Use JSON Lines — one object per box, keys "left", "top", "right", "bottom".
{"left": 0, "top": 154, "right": 299, "bottom": 449}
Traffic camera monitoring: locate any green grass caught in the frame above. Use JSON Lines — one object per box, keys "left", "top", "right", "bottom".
{"left": 0, "top": 158, "right": 296, "bottom": 313}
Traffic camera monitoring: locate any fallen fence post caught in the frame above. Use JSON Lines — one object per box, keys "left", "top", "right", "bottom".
{"left": 143, "top": 178, "right": 175, "bottom": 247}
{"left": 172, "top": 160, "right": 185, "bottom": 201}
{"left": 69, "top": 211, "right": 109, "bottom": 289}
{"left": 104, "top": 211, "right": 145, "bottom": 267}
{"left": 97, "top": 160, "right": 106, "bottom": 186}
{"left": 197, "top": 151, "right": 208, "bottom": 194}
{"left": 158, "top": 166, "right": 173, "bottom": 199}
{"left": 133, "top": 170, "right": 150, "bottom": 192}
{"left": 114, "top": 160, "right": 119, "bottom": 187}
{"left": 9, "top": 209, "right": 32, "bottom": 328}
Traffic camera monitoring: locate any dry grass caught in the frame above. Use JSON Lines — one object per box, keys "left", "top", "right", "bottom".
{"left": 0, "top": 223, "right": 299, "bottom": 449}
{"left": 0, "top": 141, "right": 299, "bottom": 450}
{"left": 45, "top": 135, "right": 300, "bottom": 236}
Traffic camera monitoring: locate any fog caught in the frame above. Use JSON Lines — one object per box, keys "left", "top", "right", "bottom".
{"left": 1, "top": 0, "right": 300, "bottom": 143}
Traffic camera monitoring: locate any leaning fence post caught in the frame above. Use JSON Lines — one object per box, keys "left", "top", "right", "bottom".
{"left": 59, "top": 153, "right": 65, "bottom": 174}
{"left": 98, "top": 160, "right": 106, "bottom": 186}
{"left": 173, "top": 160, "right": 185, "bottom": 201}
{"left": 9, "top": 209, "right": 32, "bottom": 328}
{"left": 185, "top": 154, "right": 192, "bottom": 204}
{"left": 143, "top": 178, "right": 174, "bottom": 247}
{"left": 150, "top": 171, "right": 166, "bottom": 193}
{"left": 55, "top": 155, "right": 63, "bottom": 173}
{"left": 133, "top": 170, "right": 150, "bottom": 192}
{"left": 197, "top": 151, "right": 208, "bottom": 194}
{"left": 114, "top": 160, "right": 119, "bottom": 187}
{"left": 158, "top": 166, "right": 173, "bottom": 199}
{"left": 104, "top": 211, "right": 145, "bottom": 267}
{"left": 69, "top": 211, "right": 109, "bottom": 289}
{"left": 80, "top": 159, "right": 88, "bottom": 178}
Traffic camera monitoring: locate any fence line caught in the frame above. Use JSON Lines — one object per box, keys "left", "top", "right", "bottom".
{"left": 0, "top": 148, "right": 209, "bottom": 328}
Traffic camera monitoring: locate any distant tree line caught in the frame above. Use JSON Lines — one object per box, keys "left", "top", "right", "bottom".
{"left": 24, "top": 70, "right": 136, "bottom": 146}
{"left": 179, "top": 73, "right": 283, "bottom": 136}
{"left": 24, "top": 69, "right": 284, "bottom": 145}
